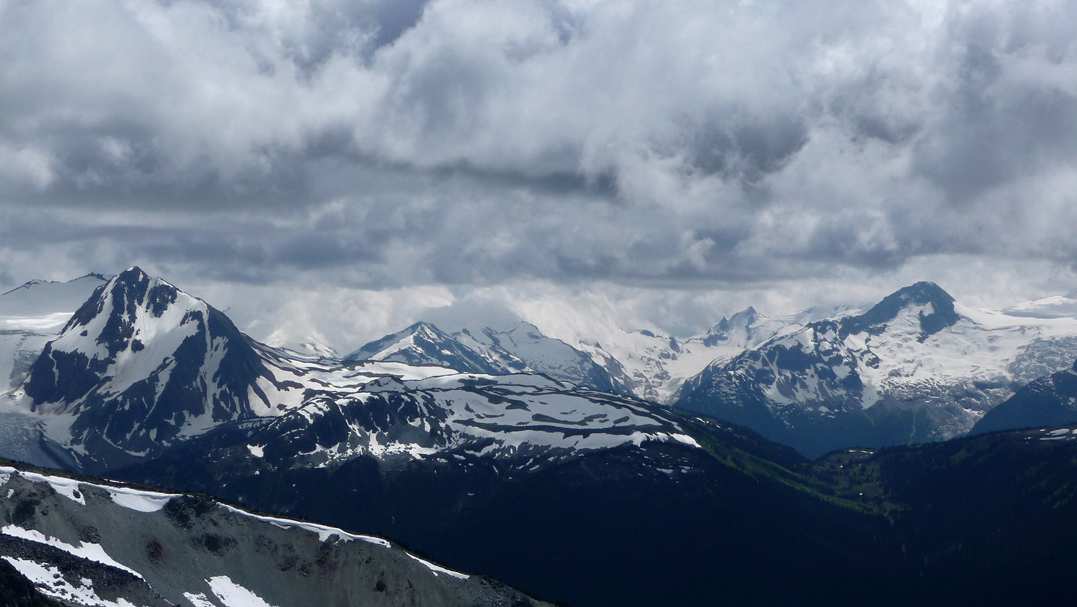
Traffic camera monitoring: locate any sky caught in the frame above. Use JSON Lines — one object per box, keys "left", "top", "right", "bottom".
{"left": 3, "top": 0, "right": 1077, "bottom": 352}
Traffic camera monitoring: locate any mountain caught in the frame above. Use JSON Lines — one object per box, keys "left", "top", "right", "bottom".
{"left": 1003, "top": 291, "right": 1077, "bottom": 319}
{"left": 345, "top": 306, "right": 834, "bottom": 404}
{"left": 13, "top": 268, "right": 298, "bottom": 472}
{"left": 460, "top": 322, "right": 629, "bottom": 394}
{"left": 347, "top": 320, "right": 632, "bottom": 395}
{"left": 1, "top": 268, "right": 704, "bottom": 478}
{"left": 0, "top": 268, "right": 914, "bottom": 606}
{"left": 113, "top": 397, "right": 1077, "bottom": 606}
{"left": 675, "top": 282, "right": 1077, "bottom": 458}
{"left": 113, "top": 410, "right": 923, "bottom": 607}
{"left": 0, "top": 274, "right": 107, "bottom": 392}
{"left": 10, "top": 269, "right": 1077, "bottom": 605}
{"left": 345, "top": 321, "right": 513, "bottom": 374}
{"left": 826, "top": 422, "right": 1077, "bottom": 604}
{"left": 572, "top": 307, "right": 795, "bottom": 403}
{"left": 970, "top": 362, "right": 1077, "bottom": 434}
{"left": 0, "top": 459, "right": 548, "bottom": 607}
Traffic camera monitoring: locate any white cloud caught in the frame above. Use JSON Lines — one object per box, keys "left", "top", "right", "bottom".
{"left": 3, "top": 0, "right": 1077, "bottom": 338}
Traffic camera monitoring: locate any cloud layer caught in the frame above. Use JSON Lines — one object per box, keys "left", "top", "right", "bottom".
{"left": 3, "top": 0, "right": 1077, "bottom": 343}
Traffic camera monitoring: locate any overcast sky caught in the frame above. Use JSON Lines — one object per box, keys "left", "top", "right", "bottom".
{"left": 3, "top": 0, "right": 1077, "bottom": 350}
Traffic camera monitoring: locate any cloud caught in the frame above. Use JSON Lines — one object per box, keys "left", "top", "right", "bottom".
{"left": 4, "top": 0, "right": 1077, "bottom": 338}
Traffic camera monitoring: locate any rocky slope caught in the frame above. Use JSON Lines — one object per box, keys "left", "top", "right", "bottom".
{"left": 0, "top": 459, "right": 546, "bottom": 607}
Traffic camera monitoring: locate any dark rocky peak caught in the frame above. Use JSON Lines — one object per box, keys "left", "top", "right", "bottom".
{"left": 22, "top": 268, "right": 275, "bottom": 468}
{"left": 840, "top": 281, "right": 959, "bottom": 341}
{"left": 61, "top": 267, "right": 189, "bottom": 359}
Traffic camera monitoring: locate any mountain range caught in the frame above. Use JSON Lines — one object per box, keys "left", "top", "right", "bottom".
{"left": 322, "top": 279, "right": 1077, "bottom": 457}
{"left": 3, "top": 268, "right": 1077, "bottom": 604}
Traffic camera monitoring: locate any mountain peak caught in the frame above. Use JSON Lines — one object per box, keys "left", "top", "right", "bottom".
{"left": 23, "top": 268, "right": 275, "bottom": 468}
{"left": 894, "top": 281, "right": 954, "bottom": 303}
{"left": 841, "top": 281, "right": 959, "bottom": 341}
{"left": 345, "top": 321, "right": 455, "bottom": 362}
{"left": 703, "top": 306, "right": 761, "bottom": 346}
{"left": 504, "top": 321, "right": 544, "bottom": 338}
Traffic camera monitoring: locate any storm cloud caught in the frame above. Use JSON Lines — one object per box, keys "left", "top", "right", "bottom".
{"left": 3, "top": 0, "right": 1077, "bottom": 345}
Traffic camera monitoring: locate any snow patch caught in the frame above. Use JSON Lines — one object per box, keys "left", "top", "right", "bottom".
{"left": 406, "top": 553, "right": 470, "bottom": 580}
{"left": 219, "top": 504, "right": 392, "bottom": 547}
{"left": 1, "top": 525, "right": 143, "bottom": 579}
{"left": 2, "top": 557, "right": 137, "bottom": 607}
{"left": 108, "top": 487, "right": 172, "bottom": 513}
{"left": 208, "top": 575, "right": 279, "bottom": 607}
{"left": 184, "top": 592, "right": 217, "bottom": 607}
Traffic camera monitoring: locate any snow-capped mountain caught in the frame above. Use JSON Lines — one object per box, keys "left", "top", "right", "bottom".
{"left": 572, "top": 307, "right": 798, "bottom": 403}
{"left": 0, "top": 274, "right": 106, "bottom": 391}
{"left": 344, "top": 321, "right": 514, "bottom": 375}
{"left": 347, "top": 310, "right": 798, "bottom": 404}
{"left": 1003, "top": 291, "right": 1077, "bottom": 319}
{"left": 347, "top": 320, "right": 632, "bottom": 395}
{"left": 11, "top": 270, "right": 1077, "bottom": 470}
{"left": 2, "top": 267, "right": 700, "bottom": 476}
{"left": 131, "top": 366, "right": 698, "bottom": 480}
{"left": 0, "top": 460, "right": 547, "bottom": 607}
{"left": 460, "top": 322, "right": 630, "bottom": 394}
{"left": 675, "top": 282, "right": 1077, "bottom": 457}
{"left": 8, "top": 268, "right": 1077, "bottom": 606}
{"left": 14, "top": 268, "right": 297, "bottom": 471}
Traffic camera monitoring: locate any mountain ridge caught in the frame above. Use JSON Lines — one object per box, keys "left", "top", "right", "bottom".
{"left": 674, "top": 282, "right": 1077, "bottom": 457}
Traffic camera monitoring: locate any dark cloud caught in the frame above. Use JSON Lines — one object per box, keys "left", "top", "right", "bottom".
{"left": 3, "top": 0, "right": 1077, "bottom": 338}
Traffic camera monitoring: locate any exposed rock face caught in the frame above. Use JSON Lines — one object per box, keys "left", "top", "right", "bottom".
{"left": 0, "top": 461, "right": 549, "bottom": 607}
{"left": 22, "top": 268, "right": 291, "bottom": 471}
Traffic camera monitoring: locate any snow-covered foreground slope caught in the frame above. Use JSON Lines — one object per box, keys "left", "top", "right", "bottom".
{"left": 0, "top": 461, "right": 547, "bottom": 607}
{"left": 676, "top": 283, "right": 1077, "bottom": 457}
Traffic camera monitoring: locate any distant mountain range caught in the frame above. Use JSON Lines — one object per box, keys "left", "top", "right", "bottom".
{"left": 7, "top": 269, "right": 1077, "bottom": 462}
{"left": 324, "top": 280, "right": 1077, "bottom": 457}
{"left": 5, "top": 268, "right": 1077, "bottom": 604}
